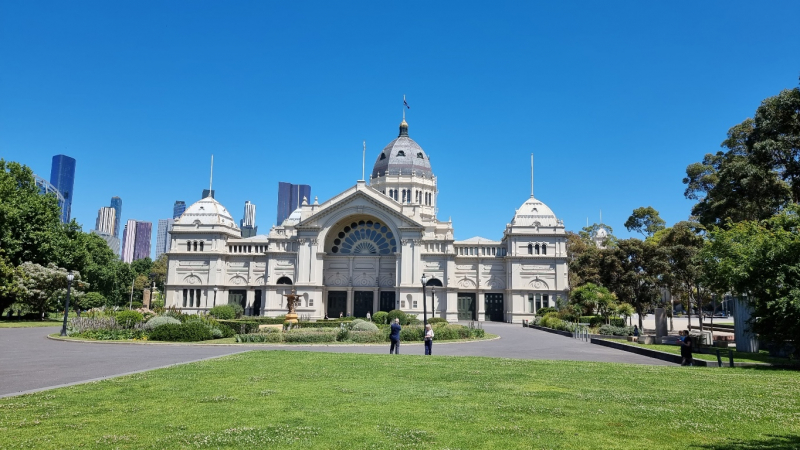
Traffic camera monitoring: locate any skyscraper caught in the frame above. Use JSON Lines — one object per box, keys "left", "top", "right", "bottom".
{"left": 91, "top": 230, "right": 120, "bottom": 256}
{"left": 121, "top": 219, "right": 137, "bottom": 263}
{"left": 173, "top": 201, "right": 186, "bottom": 219}
{"left": 110, "top": 196, "right": 122, "bottom": 237}
{"left": 155, "top": 218, "right": 174, "bottom": 259}
{"left": 133, "top": 221, "right": 152, "bottom": 261}
{"left": 240, "top": 201, "right": 257, "bottom": 238}
{"left": 95, "top": 207, "right": 116, "bottom": 235}
{"left": 276, "top": 182, "right": 311, "bottom": 225}
{"left": 49, "top": 155, "right": 76, "bottom": 224}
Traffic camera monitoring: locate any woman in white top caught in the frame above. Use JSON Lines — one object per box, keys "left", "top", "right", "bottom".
{"left": 424, "top": 323, "right": 434, "bottom": 355}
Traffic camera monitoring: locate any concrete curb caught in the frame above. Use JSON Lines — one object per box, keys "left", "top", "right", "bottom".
{"left": 590, "top": 339, "right": 775, "bottom": 367}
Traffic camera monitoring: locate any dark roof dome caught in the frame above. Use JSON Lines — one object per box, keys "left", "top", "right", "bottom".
{"left": 371, "top": 120, "right": 433, "bottom": 178}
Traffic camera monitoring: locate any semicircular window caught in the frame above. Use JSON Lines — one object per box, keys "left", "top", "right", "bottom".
{"left": 331, "top": 220, "right": 397, "bottom": 255}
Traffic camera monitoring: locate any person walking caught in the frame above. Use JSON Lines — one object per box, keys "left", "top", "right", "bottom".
{"left": 424, "top": 323, "right": 434, "bottom": 355}
{"left": 680, "top": 330, "right": 694, "bottom": 366}
{"left": 389, "top": 318, "right": 401, "bottom": 354}
{"left": 366, "top": 311, "right": 371, "bottom": 322}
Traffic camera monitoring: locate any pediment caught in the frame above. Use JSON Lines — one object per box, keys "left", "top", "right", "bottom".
{"left": 297, "top": 186, "right": 424, "bottom": 230}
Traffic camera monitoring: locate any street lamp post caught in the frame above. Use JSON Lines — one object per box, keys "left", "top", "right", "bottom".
{"left": 213, "top": 287, "right": 218, "bottom": 308}
{"left": 421, "top": 274, "right": 428, "bottom": 329}
{"left": 431, "top": 286, "right": 435, "bottom": 318}
{"left": 60, "top": 272, "right": 75, "bottom": 337}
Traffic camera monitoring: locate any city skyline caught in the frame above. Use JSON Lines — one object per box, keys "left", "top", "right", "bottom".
{"left": 3, "top": 2, "right": 799, "bottom": 261}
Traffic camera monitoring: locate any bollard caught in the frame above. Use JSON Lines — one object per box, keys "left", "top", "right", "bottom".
{"left": 716, "top": 349, "right": 722, "bottom": 368}
{"left": 728, "top": 351, "right": 735, "bottom": 368}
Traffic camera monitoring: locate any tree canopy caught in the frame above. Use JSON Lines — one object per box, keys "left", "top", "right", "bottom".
{"left": 624, "top": 206, "right": 666, "bottom": 237}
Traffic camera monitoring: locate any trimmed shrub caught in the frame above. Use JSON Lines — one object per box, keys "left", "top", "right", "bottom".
{"left": 432, "top": 323, "right": 459, "bottom": 340}
{"left": 598, "top": 325, "right": 634, "bottom": 336}
{"left": 292, "top": 322, "right": 344, "bottom": 329}
{"left": 387, "top": 309, "right": 407, "bottom": 325}
{"left": 351, "top": 320, "right": 379, "bottom": 331}
{"left": 235, "top": 332, "right": 284, "bottom": 343}
{"left": 579, "top": 316, "right": 605, "bottom": 327}
{"left": 400, "top": 326, "right": 424, "bottom": 341}
{"left": 372, "top": 311, "right": 388, "bottom": 325}
{"left": 149, "top": 322, "right": 213, "bottom": 342}
{"left": 427, "top": 317, "right": 448, "bottom": 325}
{"left": 143, "top": 315, "right": 181, "bottom": 330}
{"left": 208, "top": 305, "right": 236, "bottom": 320}
{"left": 227, "top": 302, "right": 244, "bottom": 318}
{"left": 283, "top": 329, "right": 337, "bottom": 343}
{"left": 71, "top": 329, "right": 146, "bottom": 340}
{"left": 536, "top": 307, "right": 557, "bottom": 317}
{"left": 336, "top": 327, "right": 350, "bottom": 341}
{"left": 115, "top": 310, "right": 144, "bottom": 329}
{"left": 348, "top": 330, "right": 385, "bottom": 343}
{"left": 471, "top": 328, "right": 485, "bottom": 338}
{"left": 217, "top": 320, "right": 260, "bottom": 335}
{"left": 610, "top": 318, "right": 626, "bottom": 327}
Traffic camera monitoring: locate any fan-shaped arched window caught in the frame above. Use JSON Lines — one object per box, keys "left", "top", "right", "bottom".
{"left": 330, "top": 219, "right": 397, "bottom": 256}
{"left": 276, "top": 276, "right": 293, "bottom": 285}
{"left": 397, "top": 150, "right": 405, "bottom": 157}
{"left": 380, "top": 153, "right": 386, "bottom": 160}
{"left": 417, "top": 152, "right": 423, "bottom": 158}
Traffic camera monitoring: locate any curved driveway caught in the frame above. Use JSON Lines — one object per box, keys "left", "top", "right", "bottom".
{"left": 0, "top": 322, "right": 671, "bottom": 398}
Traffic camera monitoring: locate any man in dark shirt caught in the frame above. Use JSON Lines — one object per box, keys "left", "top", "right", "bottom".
{"left": 680, "top": 330, "right": 694, "bottom": 366}
{"left": 389, "top": 318, "right": 401, "bottom": 354}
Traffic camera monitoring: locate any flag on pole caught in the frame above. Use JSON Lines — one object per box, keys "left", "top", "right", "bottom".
{"left": 403, "top": 98, "right": 410, "bottom": 109}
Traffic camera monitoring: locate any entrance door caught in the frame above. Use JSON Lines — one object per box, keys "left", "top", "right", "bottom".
{"left": 253, "top": 290, "right": 262, "bottom": 317}
{"left": 353, "top": 291, "right": 374, "bottom": 318}
{"left": 485, "top": 293, "right": 504, "bottom": 322}
{"left": 380, "top": 291, "right": 396, "bottom": 312}
{"left": 229, "top": 290, "right": 247, "bottom": 315}
{"left": 327, "top": 291, "right": 347, "bottom": 318}
{"left": 457, "top": 293, "right": 476, "bottom": 321}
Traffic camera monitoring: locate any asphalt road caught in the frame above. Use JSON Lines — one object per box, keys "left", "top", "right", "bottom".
{"left": 0, "top": 322, "right": 672, "bottom": 398}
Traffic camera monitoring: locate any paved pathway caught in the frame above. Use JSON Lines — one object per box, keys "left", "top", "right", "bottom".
{"left": 0, "top": 322, "right": 672, "bottom": 398}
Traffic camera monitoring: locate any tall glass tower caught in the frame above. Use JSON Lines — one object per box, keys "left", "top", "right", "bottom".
{"left": 277, "top": 182, "right": 311, "bottom": 225}
{"left": 173, "top": 200, "right": 186, "bottom": 219}
{"left": 110, "top": 196, "right": 122, "bottom": 237}
{"left": 50, "top": 155, "right": 76, "bottom": 223}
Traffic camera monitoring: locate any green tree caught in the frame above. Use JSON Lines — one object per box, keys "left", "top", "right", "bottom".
{"left": 701, "top": 205, "right": 800, "bottom": 347}
{"left": 600, "top": 239, "right": 668, "bottom": 331}
{"left": 659, "top": 221, "right": 708, "bottom": 331}
{"left": 150, "top": 254, "right": 168, "bottom": 292}
{"left": 0, "top": 253, "right": 25, "bottom": 314}
{"left": 76, "top": 292, "right": 106, "bottom": 312}
{"left": 624, "top": 206, "right": 666, "bottom": 237}
{"left": 0, "top": 160, "right": 66, "bottom": 267}
{"left": 18, "top": 263, "right": 86, "bottom": 319}
{"left": 683, "top": 83, "right": 799, "bottom": 228}
{"left": 616, "top": 303, "right": 635, "bottom": 326}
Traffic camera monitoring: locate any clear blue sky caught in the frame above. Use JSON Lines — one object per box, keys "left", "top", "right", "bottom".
{"left": 2, "top": 1, "right": 798, "bottom": 257}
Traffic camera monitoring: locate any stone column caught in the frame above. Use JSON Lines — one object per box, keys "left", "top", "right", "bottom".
{"left": 734, "top": 296, "right": 759, "bottom": 353}
{"left": 655, "top": 307, "right": 667, "bottom": 340}
{"left": 346, "top": 287, "right": 353, "bottom": 316}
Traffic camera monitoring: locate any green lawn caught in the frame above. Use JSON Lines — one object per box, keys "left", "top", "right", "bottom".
{"left": 0, "top": 320, "right": 61, "bottom": 328}
{"left": 614, "top": 341, "right": 798, "bottom": 366}
{"left": 2, "top": 352, "right": 799, "bottom": 449}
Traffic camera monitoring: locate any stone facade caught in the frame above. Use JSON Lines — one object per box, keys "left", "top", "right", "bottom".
{"left": 165, "top": 120, "right": 569, "bottom": 323}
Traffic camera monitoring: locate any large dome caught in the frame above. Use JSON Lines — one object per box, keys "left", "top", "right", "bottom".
{"left": 371, "top": 120, "right": 433, "bottom": 178}
{"left": 176, "top": 196, "right": 238, "bottom": 228}
{"left": 512, "top": 197, "right": 559, "bottom": 227}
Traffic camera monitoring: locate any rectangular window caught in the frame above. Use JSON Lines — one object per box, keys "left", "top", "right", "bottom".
{"left": 528, "top": 294, "right": 535, "bottom": 313}
{"left": 535, "top": 294, "right": 542, "bottom": 311}
{"left": 183, "top": 289, "right": 188, "bottom": 307}
{"left": 543, "top": 294, "right": 549, "bottom": 308}
{"left": 196, "top": 289, "right": 201, "bottom": 307}
{"left": 401, "top": 300, "right": 406, "bottom": 308}
{"left": 309, "top": 298, "right": 314, "bottom": 307}
{"left": 412, "top": 300, "right": 418, "bottom": 309}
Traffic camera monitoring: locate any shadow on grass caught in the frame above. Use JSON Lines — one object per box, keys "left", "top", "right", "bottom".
{"left": 693, "top": 434, "right": 800, "bottom": 449}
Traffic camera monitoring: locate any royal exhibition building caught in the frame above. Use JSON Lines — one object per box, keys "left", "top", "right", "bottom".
{"left": 165, "top": 119, "right": 569, "bottom": 323}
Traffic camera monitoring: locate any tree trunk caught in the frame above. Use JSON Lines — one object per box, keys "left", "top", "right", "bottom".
{"left": 638, "top": 310, "right": 644, "bottom": 332}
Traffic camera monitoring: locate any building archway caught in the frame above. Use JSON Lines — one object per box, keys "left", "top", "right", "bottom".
{"left": 276, "top": 276, "right": 293, "bottom": 285}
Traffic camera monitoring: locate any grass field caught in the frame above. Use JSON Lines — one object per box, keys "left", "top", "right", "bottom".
{"left": 619, "top": 341, "right": 799, "bottom": 366}
{"left": 0, "top": 320, "right": 61, "bottom": 328}
{"left": 2, "top": 351, "right": 799, "bottom": 449}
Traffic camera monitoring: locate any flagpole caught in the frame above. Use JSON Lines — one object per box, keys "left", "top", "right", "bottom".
{"left": 362, "top": 141, "right": 366, "bottom": 181}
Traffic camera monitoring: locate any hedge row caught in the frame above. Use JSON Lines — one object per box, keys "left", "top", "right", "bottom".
{"left": 233, "top": 324, "right": 484, "bottom": 344}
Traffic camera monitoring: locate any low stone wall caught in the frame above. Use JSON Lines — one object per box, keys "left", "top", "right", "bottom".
{"left": 591, "top": 338, "right": 688, "bottom": 365}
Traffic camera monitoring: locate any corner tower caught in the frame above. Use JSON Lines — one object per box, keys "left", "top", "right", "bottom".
{"left": 369, "top": 119, "right": 438, "bottom": 222}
